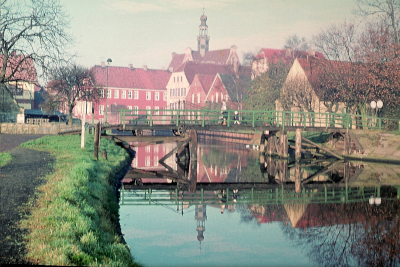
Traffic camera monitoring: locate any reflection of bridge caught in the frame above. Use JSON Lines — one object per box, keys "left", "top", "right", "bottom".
{"left": 120, "top": 185, "right": 390, "bottom": 206}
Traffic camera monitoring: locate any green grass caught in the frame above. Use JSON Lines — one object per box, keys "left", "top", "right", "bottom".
{"left": 0, "top": 152, "right": 12, "bottom": 167}
{"left": 19, "top": 134, "right": 141, "bottom": 266}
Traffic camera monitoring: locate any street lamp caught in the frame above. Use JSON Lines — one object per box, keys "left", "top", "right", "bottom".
{"left": 370, "top": 100, "right": 383, "bottom": 127}
{"left": 105, "top": 58, "right": 112, "bottom": 124}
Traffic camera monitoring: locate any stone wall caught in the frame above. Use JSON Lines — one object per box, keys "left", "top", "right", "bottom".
{"left": 0, "top": 123, "right": 81, "bottom": 135}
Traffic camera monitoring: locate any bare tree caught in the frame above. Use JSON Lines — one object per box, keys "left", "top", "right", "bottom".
{"left": 0, "top": 0, "right": 72, "bottom": 85}
{"left": 354, "top": 0, "right": 400, "bottom": 43}
{"left": 280, "top": 74, "right": 317, "bottom": 112}
{"left": 312, "top": 22, "right": 359, "bottom": 62}
{"left": 284, "top": 34, "right": 309, "bottom": 56}
{"left": 46, "top": 64, "right": 102, "bottom": 125}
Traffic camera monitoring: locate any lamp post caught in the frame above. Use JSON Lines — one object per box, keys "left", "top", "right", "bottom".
{"left": 370, "top": 100, "right": 383, "bottom": 127}
{"left": 105, "top": 58, "right": 112, "bottom": 124}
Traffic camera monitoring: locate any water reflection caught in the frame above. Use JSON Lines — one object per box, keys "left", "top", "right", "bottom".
{"left": 120, "top": 141, "right": 400, "bottom": 267}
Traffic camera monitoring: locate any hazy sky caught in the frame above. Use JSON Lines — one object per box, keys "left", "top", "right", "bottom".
{"left": 62, "top": 0, "right": 358, "bottom": 70}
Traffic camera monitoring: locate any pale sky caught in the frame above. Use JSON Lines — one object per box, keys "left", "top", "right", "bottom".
{"left": 62, "top": 0, "right": 358, "bottom": 70}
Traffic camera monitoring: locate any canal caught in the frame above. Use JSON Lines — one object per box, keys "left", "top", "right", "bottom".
{"left": 119, "top": 139, "right": 400, "bottom": 267}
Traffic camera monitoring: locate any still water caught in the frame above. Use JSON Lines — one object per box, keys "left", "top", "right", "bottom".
{"left": 120, "top": 140, "right": 400, "bottom": 267}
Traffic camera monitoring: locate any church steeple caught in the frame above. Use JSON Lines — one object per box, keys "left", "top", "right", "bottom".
{"left": 197, "top": 10, "right": 210, "bottom": 57}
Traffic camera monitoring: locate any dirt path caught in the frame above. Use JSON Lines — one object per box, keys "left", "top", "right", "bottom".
{"left": 0, "top": 134, "right": 55, "bottom": 265}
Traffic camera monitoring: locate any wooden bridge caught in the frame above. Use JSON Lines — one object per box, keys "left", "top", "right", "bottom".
{"left": 114, "top": 109, "right": 400, "bottom": 135}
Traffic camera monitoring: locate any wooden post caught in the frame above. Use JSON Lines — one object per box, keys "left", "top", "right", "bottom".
{"left": 188, "top": 129, "right": 198, "bottom": 193}
{"left": 101, "top": 149, "right": 108, "bottom": 160}
{"left": 81, "top": 115, "right": 86, "bottom": 148}
{"left": 260, "top": 134, "right": 266, "bottom": 153}
{"left": 94, "top": 122, "right": 100, "bottom": 160}
{"left": 279, "top": 132, "right": 288, "bottom": 158}
{"left": 295, "top": 128, "right": 302, "bottom": 161}
{"left": 344, "top": 130, "right": 350, "bottom": 155}
{"left": 295, "top": 162, "right": 301, "bottom": 193}
{"left": 267, "top": 135, "right": 276, "bottom": 155}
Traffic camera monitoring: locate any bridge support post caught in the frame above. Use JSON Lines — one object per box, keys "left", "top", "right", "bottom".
{"left": 260, "top": 134, "right": 266, "bottom": 153}
{"left": 189, "top": 129, "right": 198, "bottom": 193}
{"left": 295, "top": 128, "right": 302, "bottom": 161}
{"left": 344, "top": 129, "right": 350, "bottom": 155}
{"left": 279, "top": 132, "right": 288, "bottom": 158}
{"left": 266, "top": 135, "right": 277, "bottom": 156}
{"left": 295, "top": 162, "right": 301, "bottom": 193}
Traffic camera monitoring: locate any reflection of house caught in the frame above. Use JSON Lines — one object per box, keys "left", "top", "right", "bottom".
{"left": 76, "top": 64, "right": 171, "bottom": 124}
{"left": 1, "top": 53, "right": 40, "bottom": 110}
{"left": 251, "top": 48, "right": 325, "bottom": 79}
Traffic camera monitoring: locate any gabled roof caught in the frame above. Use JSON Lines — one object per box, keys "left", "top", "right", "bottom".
{"left": 168, "top": 46, "right": 239, "bottom": 71}
{"left": 254, "top": 48, "right": 325, "bottom": 64}
{"left": 195, "top": 74, "right": 215, "bottom": 94}
{"left": 91, "top": 65, "right": 171, "bottom": 90}
{"left": 0, "top": 54, "right": 38, "bottom": 82}
{"left": 175, "top": 61, "right": 232, "bottom": 84}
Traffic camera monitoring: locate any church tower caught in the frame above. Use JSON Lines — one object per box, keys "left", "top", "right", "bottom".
{"left": 197, "top": 11, "right": 210, "bottom": 57}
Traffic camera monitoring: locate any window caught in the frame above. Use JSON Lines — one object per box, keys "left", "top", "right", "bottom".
{"left": 192, "top": 94, "right": 195, "bottom": 103}
{"left": 132, "top": 158, "right": 138, "bottom": 168}
{"left": 100, "top": 89, "right": 105, "bottom": 98}
{"left": 128, "top": 91, "right": 132, "bottom": 99}
{"left": 107, "top": 89, "right": 111, "bottom": 99}
{"left": 174, "top": 77, "right": 176, "bottom": 82}
{"left": 197, "top": 93, "right": 200, "bottom": 104}
{"left": 145, "top": 145, "right": 150, "bottom": 152}
{"left": 146, "top": 92, "right": 151, "bottom": 100}
{"left": 211, "top": 95, "right": 214, "bottom": 103}
{"left": 128, "top": 106, "right": 132, "bottom": 110}
{"left": 163, "top": 92, "right": 167, "bottom": 100}
{"left": 181, "top": 76, "right": 183, "bottom": 82}
{"left": 154, "top": 156, "right": 159, "bottom": 166}
{"left": 121, "top": 90, "right": 126, "bottom": 99}
{"left": 155, "top": 92, "right": 159, "bottom": 100}
{"left": 170, "top": 89, "right": 172, "bottom": 97}
{"left": 221, "top": 92, "right": 223, "bottom": 102}
{"left": 134, "top": 91, "right": 138, "bottom": 99}
{"left": 216, "top": 93, "right": 219, "bottom": 103}
{"left": 146, "top": 106, "right": 151, "bottom": 114}
{"left": 155, "top": 106, "right": 159, "bottom": 115}
{"left": 99, "top": 105, "right": 104, "bottom": 115}
{"left": 145, "top": 156, "right": 150, "bottom": 166}
{"left": 183, "top": 88, "right": 186, "bottom": 96}
{"left": 9, "top": 83, "right": 23, "bottom": 95}
{"left": 133, "top": 106, "right": 138, "bottom": 115}
{"left": 114, "top": 90, "right": 119, "bottom": 99}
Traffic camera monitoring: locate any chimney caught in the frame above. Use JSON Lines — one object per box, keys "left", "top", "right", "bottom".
{"left": 101, "top": 61, "right": 105, "bottom": 68}
{"left": 308, "top": 48, "right": 315, "bottom": 57}
{"left": 129, "top": 64, "right": 133, "bottom": 69}
{"left": 143, "top": 65, "right": 147, "bottom": 71}
{"left": 234, "top": 61, "right": 239, "bottom": 78}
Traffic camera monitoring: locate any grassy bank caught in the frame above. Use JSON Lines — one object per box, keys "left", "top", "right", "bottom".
{"left": 19, "top": 134, "right": 141, "bottom": 266}
{"left": 0, "top": 151, "right": 12, "bottom": 166}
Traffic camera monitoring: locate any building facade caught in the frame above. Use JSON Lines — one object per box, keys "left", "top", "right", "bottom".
{"left": 73, "top": 64, "right": 171, "bottom": 124}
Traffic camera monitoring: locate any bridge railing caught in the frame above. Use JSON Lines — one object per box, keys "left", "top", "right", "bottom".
{"left": 120, "top": 109, "right": 400, "bottom": 132}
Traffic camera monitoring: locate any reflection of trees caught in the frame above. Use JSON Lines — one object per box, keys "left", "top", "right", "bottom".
{"left": 201, "top": 148, "right": 236, "bottom": 168}
{"left": 280, "top": 200, "right": 400, "bottom": 267}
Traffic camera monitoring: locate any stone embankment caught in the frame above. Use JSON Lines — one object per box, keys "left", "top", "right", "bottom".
{"left": 0, "top": 122, "right": 80, "bottom": 134}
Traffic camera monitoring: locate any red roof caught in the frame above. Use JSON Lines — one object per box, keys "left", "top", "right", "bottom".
{"left": 254, "top": 48, "right": 325, "bottom": 63}
{"left": 0, "top": 54, "right": 37, "bottom": 82}
{"left": 175, "top": 61, "right": 232, "bottom": 84}
{"left": 91, "top": 65, "right": 171, "bottom": 90}
{"left": 168, "top": 47, "right": 239, "bottom": 71}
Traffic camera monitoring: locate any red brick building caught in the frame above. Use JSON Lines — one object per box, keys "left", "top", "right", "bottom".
{"left": 74, "top": 64, "right": 171, "bottom": 124}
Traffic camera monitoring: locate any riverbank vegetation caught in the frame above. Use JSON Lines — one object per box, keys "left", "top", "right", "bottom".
{"left": 0, "top": 152, "right": 12, "bottom": 167}
{"left": 19, "top": 135, "right": 141, "bottom": 266}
